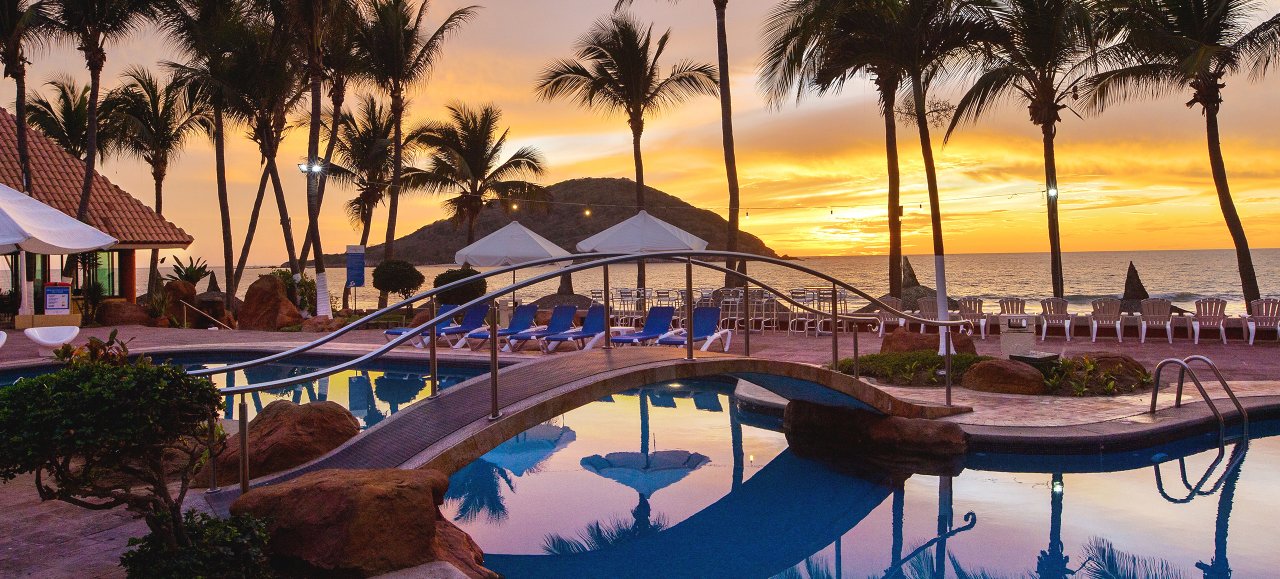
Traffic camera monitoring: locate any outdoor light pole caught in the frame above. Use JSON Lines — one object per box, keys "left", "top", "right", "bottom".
{"left": 685, "top": 257, "right": 695, "bottom": 361}
{"left": 428, "top": 297, "right": 439, "bottom": 398}
{"left": 603, "top": 265, "right": 612, "bottom": 350}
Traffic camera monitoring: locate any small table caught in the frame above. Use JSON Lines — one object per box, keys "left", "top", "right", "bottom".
{"left": 1010, "top": 351, "right": 1060, "bottom": 378}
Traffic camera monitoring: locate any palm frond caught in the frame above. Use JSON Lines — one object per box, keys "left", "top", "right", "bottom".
{"left": 1081, "top": 537, "right": 1186, "bottom": 579}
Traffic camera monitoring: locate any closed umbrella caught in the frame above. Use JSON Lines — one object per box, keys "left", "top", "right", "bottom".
{"left": 0, "top": 184, "right": 117, "bottom": 315}
{"left": 454, "top": 221, "right": 571, "bottom": 304}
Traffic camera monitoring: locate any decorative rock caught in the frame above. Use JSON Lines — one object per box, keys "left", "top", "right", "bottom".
{"left": 784, "top": 400, "right": 967, "bottom": 476}
{"left": 301, "top": 315, "right": 335, "bottom": 333}
{"left": 880, "top": 328, "right": 977, "bottom": 355}
{"left": 961, "top": 359, "right": 1048, "bottom": 395}
{"left": 230, "top": 468, "right": 496, "bottom": 578}
{"left": 96, "top": 300, "right": 152, "bottom": 326}
{"left": 1066, "top": 351, "right": 1149, "bottom": 390}
{"left": 163, "top": 280, "right": 197, "bottom": 326}
{"left": 195, "top": 400, "right": 359, "bottom": 488}
{"left": 238, "top": 274, "right": 304, "bottom": 331}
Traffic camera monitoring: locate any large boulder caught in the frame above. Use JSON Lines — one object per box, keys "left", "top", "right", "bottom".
{"left": 1059, "top": 351, "right": 1150, "bottom": 393}
{"left": 238, "top": 274, "right": 304, "bottom": 331}
{"left": 230, "top": 468, "right": 497, "bottom": 578}
{"left": 163, "top": 280, "right": 197, "bottom": 326}
{"left": 300, "top": 315, "right": 348, "bottom": 333}
{"left": 880, "top": 327, "right": 977, "bottom": 355}
{"left": 195, "top": 400, "right": 359, "bottom": 488}
{"left": 961, "top": 359, "right": 1048, "bottom": 395}
{"left": 784, "top": 400, "right": 968, "bottom": 476}
{"left": 96, "top": 300, "right": 153, "bottom": 326}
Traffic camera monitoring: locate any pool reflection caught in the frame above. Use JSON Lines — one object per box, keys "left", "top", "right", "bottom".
{"left": 441, "top": 378, "right": 1273, "bottom": 579}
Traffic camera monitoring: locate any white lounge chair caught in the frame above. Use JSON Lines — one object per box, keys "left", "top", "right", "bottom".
{"left": 916, "top": 300, "right": 941, "bottom": 333}
{"left": 1192, "top": 298, "right": 1228, "bottom": 345}
{"left": 1089, "top": 298, "right": 1123, "bottom": 343}
{"left": 1139, "top": 298, "right": 1174, "bottom": 344}
{"left": 24, "top": 326, "right": 80, "bottom": 354}
{"left": 0, "top": 330, "right": 7, "bottom": 350}
{"left": 958, "top": 297, "right": 987, "bottom": 339}
{"left": 1039, "top": 298, "right": 1072, "bottom": 341}
{"left": 999, "top": 297, "right": 1027, "bottom": 315}
{"left": 1246, "top": 298, "right": 1280, "bottom": 345}
{"left": 874, "top": 296, "right": 906, "bottom": 337}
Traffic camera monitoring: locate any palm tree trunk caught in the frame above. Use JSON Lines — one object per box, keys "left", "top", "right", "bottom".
{"left": 1204, "top": 105, "right": 1260, "bottom": 313}
{"left": 911, "top": 75, "right": 950, "bottom": 349}
{"left": 148, "top": 165, "right": 166, "bottom": 297}
{"left": 233, "top": 167, "right": 271, "bottom": 288}
{"left": 713, "top": 0, "right": 742, "bottom": 286}
{"left": 1041, "top": 123, "right": 1065, "bottom": 298}
{"left": 631, "top": 121, "right": 646, "bottom": 290}
{"left": 68, "top": 52, "right": 105, "bottom": 277}
{"left": 14, "top": 65, "right": 33, "bottom": 194}
{"left": 299, "top": 81, "right": 345, "bottom": 266}
{"left": 305, "top": 62, "right": 332, "bottom": 317}
{"left": 883, "top": 81, "right": 902, "bottom": 298}
{"left": 467, "top": 212, "right": 478, "bottom": 245}
{"left": 214, "top": 104, "right": 236, "bottom": 313}
{"left": 267, "top": 156, "right": 302, "bottom": 277}
{"left": 380, "top": 90, "right": 406, "bottom": 308}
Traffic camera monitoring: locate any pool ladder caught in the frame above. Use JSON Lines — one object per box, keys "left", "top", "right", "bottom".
{"left": 1149, "top": 355, "right": 1248, "bottom": 442}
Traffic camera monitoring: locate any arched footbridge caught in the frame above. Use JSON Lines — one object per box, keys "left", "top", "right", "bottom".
{"left": 201, "top": 347, "right": 969, "bottom": 514}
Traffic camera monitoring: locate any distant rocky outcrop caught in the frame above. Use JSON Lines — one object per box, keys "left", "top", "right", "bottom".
{"left": 860, "top": 256, "right": 959, "bottom": 312}
{"left": 316, "top": 177, "right": 777, "bottom": 266}
{"left": 1120, "top": 261, "right": 1189, "bottom": 314}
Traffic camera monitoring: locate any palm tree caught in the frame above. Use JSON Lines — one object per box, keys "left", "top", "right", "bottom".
{"left": 404, "top": 103, "right": 547, "bottom": 245}
{"left": 46, "top": 0, "right": 155, "bottom": 228}
{"left": 616, "top": 0, "right": 745, "bottom": 283}
{"left": 107, "top": 67, "right": 210, "bottom": 296}
{"left": 944, "top": 0, "right": 1098, "bottom": 299}
{"left": 157, "top": 0, "right": 249, "bottom": 313}
{"left": 26, "top": 75, "right": 120, "bottom": 159}
{"left": 220, "top": 13, "right": 307, "bottom": 285}
{"left": 0, "top": 0, "right": 51, "bottom": 194}
{"left": 536, "top": 13, "right": 718, "bottom": 289}
{"left": 1084, "top": 0, "right": 1280, "bottom": 313}
{"left": 761, "top": 0, "right": 909, "bottom": 297}
{"left": 351, "top": 0, "right": 477, "bottom": 307}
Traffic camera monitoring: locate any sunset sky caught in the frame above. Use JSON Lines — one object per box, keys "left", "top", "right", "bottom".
{"left": 3, "top": 0, "right": 1278, "bottom": 264}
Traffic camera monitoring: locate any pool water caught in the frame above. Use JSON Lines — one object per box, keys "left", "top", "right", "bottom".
{"left": 444, "top": 378, "right": 1280, "bottom": 578}
{"left": 0, "top": 353, "right": 487, "bottom": 429}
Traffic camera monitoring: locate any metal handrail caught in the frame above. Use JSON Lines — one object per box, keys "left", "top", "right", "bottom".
{"left": 1153, "top": 439, "right": 1247, "bottom": 503}
{"left": 177, "top": 299, "right": 234, "bottom": 330}
{"left": 1150, "top": 356, "right": 1249, "bottom": 442}
{"left": 882, "top": 511, "right": 978, "bottom": 578}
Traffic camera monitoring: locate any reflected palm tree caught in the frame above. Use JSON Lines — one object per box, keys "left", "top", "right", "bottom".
{"left": 1037, "top": 473, "right": 1075, "bottom": 578}
{"left": 1195, "top": 443, "right": 1247, "bottom": 579}
{"left": 1081, "top": 537, "right": 1185, "bottom": 579}
{"left": 446, "top": 458, "right": 514, "bottom": 524}
{"left": 773, "top": 555, "right": 836, "bottom": 579}
{"left": 541, "top": 494, "right": 670, "bottom": 555}
{"left": 374, "top": 373, "right": 426, "bottom": 413}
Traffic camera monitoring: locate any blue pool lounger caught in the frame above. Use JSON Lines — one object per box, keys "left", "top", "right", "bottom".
{"left": 383, "top": 304, "right": 459, "bottom": 347}
{"left": 506, "top": 305, "right": 579, "bottom": 352}
{"left": 463, "top": 304, "right": 539, "bottom": 350}
{"left": 544, "top": 305, "right": 608, "bottom": 352}
{"left": 611, "top": 306, "right": 676, "bottom": 346}
{"left": 657, "top": 306, "right": 733, "bottom": 352}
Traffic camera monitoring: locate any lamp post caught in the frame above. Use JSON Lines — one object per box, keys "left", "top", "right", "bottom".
{"left": 297, "top": 160, "right": 332, "bottom": 318}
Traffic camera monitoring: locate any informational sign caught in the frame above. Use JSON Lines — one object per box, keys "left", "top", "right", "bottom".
{"left": 346, "top": 245, "right": 366, "bottom": 288}
{"left": 44, "top": 282, "right": 71, "bottom": 315}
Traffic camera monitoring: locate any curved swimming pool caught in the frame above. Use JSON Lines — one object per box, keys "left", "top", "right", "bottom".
{"left": 445, "top": 377, "right": 1277, "bottom": 578}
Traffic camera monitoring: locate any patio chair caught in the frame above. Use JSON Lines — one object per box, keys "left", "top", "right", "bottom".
{"left": 438, "top": 304, "right": 491, "bottom": 348}
{"left": 544, "top": 305, "right": 607, "bottom": 352}
{"left": 1139, "top": 298, "right": 1174, "bottom": 344}
{"left": 463, "top": 304, "right": 538, "bottom": 350}
{"left": 0, "top": 330, "right": 6, "bottom": 350}
{"left": 657, "top": 306, "right": 733, "bottom": 352}
{"left": 1089, "top": 298, "right": 1123, "bottom": 343}
{"left": 916, "top": 300, "right": 941, "bottom": 334}
{"left": 1246, "top": 298, "right": 1280, "bottom": 345}
{"left": 874, "top": 296, "right": 906, "bottom": 338}
{"left": 23, "top": 326, "right": 79, "bottom": 355}
{"left": 1192, "top": 298, "right": 1228, "bottom": 345}
{"left": 958, "top": 297, "right": 987, "bottom": 339}
{"left": 1039, "top": 298, "right": 1072, "bottom": 341}
{"left": 611, "top": 306, "right": 677, "bottom": 346}
{"left": 383, "top": 304, "right": 458, "bottom": 347}
{"left": 787, "top": 289, "right": 815, "bottom": 335}
{"left": 507, "top": 305, "right": 578, "bottom": 352}
{"left": 998, "top": 297, "right": 1027, "bottom": 315}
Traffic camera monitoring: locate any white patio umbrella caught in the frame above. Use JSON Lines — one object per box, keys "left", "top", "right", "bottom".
{"left": 454, "top": 221, "right": 570, "bottom": 303}
{"left": 0, "top": 184, "right": 117, "bottom": 315}
{"left": 481, "top": 422, "right": 576, "bottom": 476}
{"left": 575, "top": 210, "right": 707, "bottom": 254}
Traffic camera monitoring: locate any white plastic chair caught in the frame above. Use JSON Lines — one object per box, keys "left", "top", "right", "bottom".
{"left": 875, "top": 296, "right": 906, "bottom": 337}
{"left": 1039, "top": 298, "right": 1072, "bottom": 341}
{"left": 24, "top": 326, "right": 80, "bottom": 354}
{"left": 1246, "top": 298, "right": 1280, "bottom": 345}
{"left": 958, "top": 297, "right": 986, "bottom": 339}
{"left": 1191, "top": 298, "right": 1228, "bottom": 345}
{"left": 1139, "top": 298, "right": 1174, "bottom": 344}
{"left": 1089, "top": 298, "right": 1123, "bottom": 343}
{"left": 916, "top": 300, "right": 941, "bottom": 333}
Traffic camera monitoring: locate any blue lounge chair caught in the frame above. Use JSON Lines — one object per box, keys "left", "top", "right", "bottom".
{"left": 439, "top": 304, "right": 492, "bottom": 348}
{"left": 383, "top": 304, "right": 459, "bottom": 347}
{"left": 611, "top": 306, "right": 676, "bottom": 346}
{"left": 657, "top": 306, "right": 733, "bottom": 352}
{"left": 544, "top": 305, "right": 607, "bottom": 352}
{"left": 507, "top": 305, "right": 578, "bottom": 352}
{"left": 464, "top": 304, "right": 539, "bottom": 350}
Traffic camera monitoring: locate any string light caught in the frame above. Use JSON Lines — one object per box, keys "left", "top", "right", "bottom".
{"left": 583, "top": 207, "right": 592, "bottom": 217}
{"left": 510, "top": 202, "right": 519, "bottom": 211}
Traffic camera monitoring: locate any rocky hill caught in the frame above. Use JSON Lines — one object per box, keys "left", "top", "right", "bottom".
{"left": 319, "top": 177, "right": 777, "bottom": 266}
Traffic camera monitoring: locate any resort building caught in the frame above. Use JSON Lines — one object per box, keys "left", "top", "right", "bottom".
{"left": 0, "top": 107, "right": 192, "bottom": 324}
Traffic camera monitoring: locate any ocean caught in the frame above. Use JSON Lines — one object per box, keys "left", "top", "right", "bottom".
{"left": 7, "top": 249, "right": 1277, "bottom": 315}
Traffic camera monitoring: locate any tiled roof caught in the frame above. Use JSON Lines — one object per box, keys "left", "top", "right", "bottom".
{"left": 0, "top": 107, "right": 193, "bottom": 249}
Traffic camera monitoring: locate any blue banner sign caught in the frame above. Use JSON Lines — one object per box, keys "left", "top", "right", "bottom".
{"left": 346, "top": 245, "right": 365, "bottom": 287}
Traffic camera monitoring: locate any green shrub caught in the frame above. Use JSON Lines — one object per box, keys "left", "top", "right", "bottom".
{"left": 269, "top": 269, "right": 317, "bottom": 315}
{"left": 166, "top": 256, "right": 212, "bottom": 285}
{"left": 374, "top": 259, "right": 427, "bottom": 301}
{"left": 835, "top": 351, "right": 992, "bottom": 386}
{"left": 1045, "top": 356, "right": 1153, "bottom": 397}
{"left": 121, "top": 510, "right": 273, "bottom": 579}
{"left": 432, "top": 266, "right": 486, "bottom": 306}
{"left": 0, "top": 331, "right": 223, "bottom": 554}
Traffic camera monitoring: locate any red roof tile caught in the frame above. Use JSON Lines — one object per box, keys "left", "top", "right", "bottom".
{"left": 0, "top": 107, "right": 193, "bottom": 249}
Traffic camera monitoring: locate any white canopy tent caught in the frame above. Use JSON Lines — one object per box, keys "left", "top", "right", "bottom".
{"left": 0, "top": 184, "right": 117, "bottom": 315}
{"left": 454, "top": 221, "right": 571, "bottom": 303}
{"left": 575, "top": 210, "right": 708, "bottom": 254}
